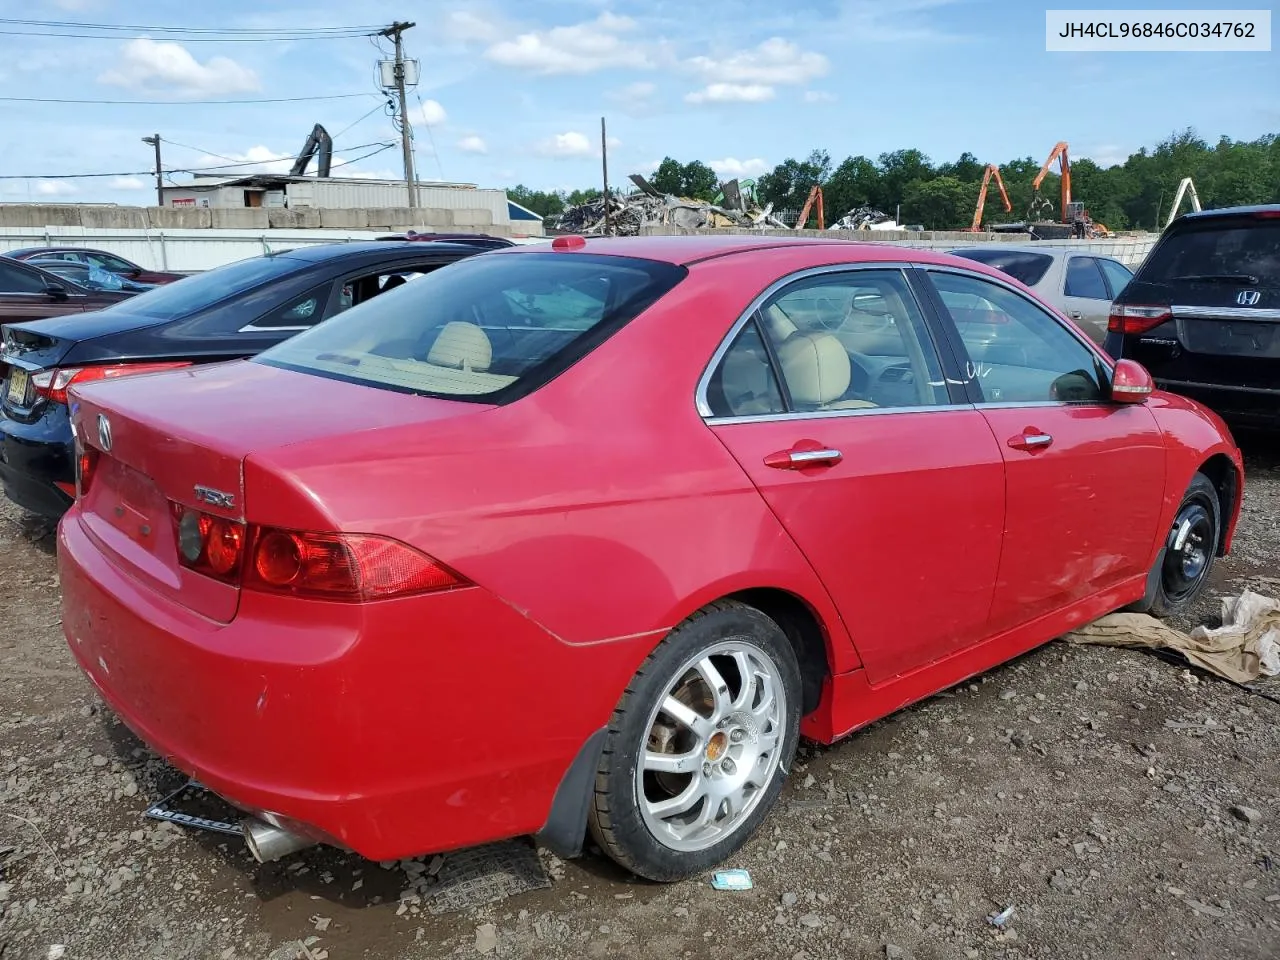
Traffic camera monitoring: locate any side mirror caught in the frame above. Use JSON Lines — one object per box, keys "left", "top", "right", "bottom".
{"left": 44, "top": 282, "right": 69, "bottom": 301}
{"left": 1111, "top": 358, "right": 1154, "bottom": 403}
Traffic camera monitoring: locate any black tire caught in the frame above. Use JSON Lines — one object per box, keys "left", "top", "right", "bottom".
{"left": 1135, "top": 472, "right": 1221, "bottom": 618}
{"left": 587, "top": 600, "right": 802, "bottom": 882}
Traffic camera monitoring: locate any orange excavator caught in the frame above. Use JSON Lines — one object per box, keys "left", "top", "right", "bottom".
{"left": 968, "top": 163, "right": 1011, "bottom": 231}
{"left": 794, "top": 184, "right": 825, "bottom": 231}
{"left": 1029, "top": 141, "right": 1112, "bottom": 237}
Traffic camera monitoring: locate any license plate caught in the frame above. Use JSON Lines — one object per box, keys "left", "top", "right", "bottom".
{"left": 5, "top": 368, "right": 29, "bottom": 405}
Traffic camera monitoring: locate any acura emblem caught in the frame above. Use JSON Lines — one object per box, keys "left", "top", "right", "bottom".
{"left": 1236, "top": 290, "right": 1261, "bottom": 307}
{"left": 96, "top": 413, "right": 112, "bottom": 452}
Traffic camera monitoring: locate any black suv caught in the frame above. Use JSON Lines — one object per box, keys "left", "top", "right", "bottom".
{"left": 1105, "top": 205, "right": 1280, "bottom": 430}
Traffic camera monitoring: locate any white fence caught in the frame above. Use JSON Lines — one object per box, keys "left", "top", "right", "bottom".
{"left": 0, "top": 227, "right": 551, "bottom": 273}
{"left": 0, "top": 226, "right": 1158, "bottom": 274}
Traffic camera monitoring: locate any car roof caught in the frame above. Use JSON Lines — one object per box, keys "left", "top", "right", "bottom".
{"left": 949, "top": 244, "right": 1072, "bottom": 259}
{"left": 6, "top": 246, "right": 121, "bottom": 257}
{"left": 1174, "top": 203, "right": 1280, "bottom": 222}
{"left": 503, "top": 234, "right": 988, "bottom": 268}
{"left": 270, "top": 240, "right": 485, "bottom": 264}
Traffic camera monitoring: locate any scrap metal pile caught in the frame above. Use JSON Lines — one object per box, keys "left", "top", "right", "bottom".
{"left": 556, "top": 176, "right": 788, "bottom": 236}
{"left": 827, "top": 205, "right": 896, "bottom": 231}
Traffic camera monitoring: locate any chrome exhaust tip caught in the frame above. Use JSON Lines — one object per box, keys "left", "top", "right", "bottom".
{"left": 242, "top": 818, "right": 315, "bottom": 863}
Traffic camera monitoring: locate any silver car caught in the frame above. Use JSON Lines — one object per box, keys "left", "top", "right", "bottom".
{"left": 948, "top": 244, "right": 1134, "bottom": 345}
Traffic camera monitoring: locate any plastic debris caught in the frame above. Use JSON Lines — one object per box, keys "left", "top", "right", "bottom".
{"left": 710, "top": 868, "right": 754, "bottom": 891}
{"left": 987, "top": 906, "right": 1015, "bottom": 928}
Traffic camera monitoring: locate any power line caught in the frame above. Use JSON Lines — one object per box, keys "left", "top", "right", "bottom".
{"left": 0, "top": 93, "right": 374, "bottom": 106}
{"left": 0, "top": 18, "right": 381, "bottom": 41}
{"left": 0, "top": 142, "right": 395, "bottom": 180}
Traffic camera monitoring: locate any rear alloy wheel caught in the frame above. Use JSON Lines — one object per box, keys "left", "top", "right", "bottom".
{"left": 1146, "top": 472, "right": 1221, "bottom": 618}
{"left": 588, "top": 601, "right": 801, "bottom": 881}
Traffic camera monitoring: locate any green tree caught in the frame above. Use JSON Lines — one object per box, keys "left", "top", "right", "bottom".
{"left": 824, "top": 155, "right": 881, "bottom": 218}
{"left": 936, "top": 151, "right": 984, "bottom": 183}
{"left": 902, "top": 176, "right": 973, "bottom": 230}
{"left": 506, "top": 184, "right": 565, "bottom": 219}
{"left": 874, "top": 149, "right": 933, "bottom": 212}
{"left": 650, "top": 158, "right": 685, "bottom": 196}
{"left": 680, "top": 160, "right": 719, "bottom": 201}
{"left": 758, "top": 150, "right": 832, "bottom": 223}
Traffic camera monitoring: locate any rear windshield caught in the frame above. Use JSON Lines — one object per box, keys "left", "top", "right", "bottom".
{"left": 950, "top": 249, "right": 1054, "bottom": 286}
{"left": 1141, "top": 218, "right": 1280, "bottom": 287}
{"left": 256, "top": 252, "right": 687, "bottom": 403}
{"left": 106, "top": 255, "right": 307, "bottom": 318}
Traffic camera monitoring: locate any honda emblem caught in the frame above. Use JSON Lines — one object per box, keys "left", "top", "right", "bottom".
{"left": 1236, "top": 290, "right": 1262, "bottom": 307}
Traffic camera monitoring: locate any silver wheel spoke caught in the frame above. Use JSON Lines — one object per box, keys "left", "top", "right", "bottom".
{"left": 661, "top": 696, "right": 712, "bottom": 739}
{"left": 751, "top": 687, "right": 775, "bottom": 722}
{"left": 644, "top": 749, "right": 701, "bottom": 775}
{"left": 730, "top": 652, "right": 758, "bottom": 711}
{"left": 648, "top": 777, "right": 705, "bottom": 819}
{"left": 694, "top": 657, "right": 733, "bottom": 718}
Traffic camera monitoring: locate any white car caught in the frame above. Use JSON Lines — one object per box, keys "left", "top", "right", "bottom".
{"left": 949, "top": 244, "right": 1134, "bottom": 345}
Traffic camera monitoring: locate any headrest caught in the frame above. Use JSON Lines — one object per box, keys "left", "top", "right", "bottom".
{"left": 760, "top": 304, "right": 799, "bottom": 342}
{"left": 428, "top": 322, "right": 492, "bottom": 372}
{"left": 775, "top": 332, "right": 850, "bottom": 406}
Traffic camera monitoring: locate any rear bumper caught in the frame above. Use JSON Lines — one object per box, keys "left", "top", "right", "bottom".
{"left": 1154, "top": 379, "right": 1280, "bottom": 430}
{"left": 58, "top": 509, "right": 651, "bottom": 860}
{"left": 0, "top": 407, "right": 74, "bottom": 518}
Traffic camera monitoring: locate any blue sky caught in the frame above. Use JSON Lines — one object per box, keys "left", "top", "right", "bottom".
{"left": 0, "top": 0, "right": 1275, "bottom": 205}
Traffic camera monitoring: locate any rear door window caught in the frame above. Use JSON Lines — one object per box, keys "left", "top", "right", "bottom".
{"left": 242, "top": 283, "right": 333, "bottom": 331}
{"left": 1064, "top": 257, "right": 1109, "bottom": 299}
{"left": 258, "top": 253, "right": 686, "bottom": 402}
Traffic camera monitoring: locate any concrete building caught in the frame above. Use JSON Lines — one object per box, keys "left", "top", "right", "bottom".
{"left": 158, "top": 175, "right": 542, "bottom": 235}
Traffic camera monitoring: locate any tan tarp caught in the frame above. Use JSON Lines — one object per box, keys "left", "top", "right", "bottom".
{"left": 1065, "top": 590, "right": 1280, "bottom": 684}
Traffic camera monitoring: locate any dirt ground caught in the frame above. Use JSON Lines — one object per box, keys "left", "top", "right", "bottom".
{"left": 1, "top": 440, "right": 1278, "bottom": 960}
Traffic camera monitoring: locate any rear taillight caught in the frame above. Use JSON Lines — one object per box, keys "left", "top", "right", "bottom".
{"left": 74, "top": 441, "right": 99, "bottom": 499}
{"left": 246, "top": 528, "right": 466, "bottom": 601}
{"left": 1107, "top": 304, "right": 1172, "bottom": 336}
{"left": 171, "top": 506, "right": 466, "bottom": 600}
{"left": 33, "top": 361, "right": 192, "bottom": 405}
{"left": 173, "top": 505, "right": 246, "bottom": 585}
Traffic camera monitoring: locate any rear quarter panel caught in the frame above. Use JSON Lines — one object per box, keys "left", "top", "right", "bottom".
{"left": 247, "top": 248, "right": 868, "bottom": 675}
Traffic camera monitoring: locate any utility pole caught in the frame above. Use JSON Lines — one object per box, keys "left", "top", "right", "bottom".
{"left": 601, "top": 117, "right": 611, "bottom": 236}
{"left": 380, "top": 21, "right": 418, "bottom": 209}
{"left": 141, "top": 134, "right": 162, "bottom": 207}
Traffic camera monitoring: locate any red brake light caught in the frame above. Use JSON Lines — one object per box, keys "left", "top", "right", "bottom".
{"left": 1107, "top": 304, "right": 1172, "bottom": 336}
{"left": 1254, "top": 210, "right": 1280, "bottom": 219}
{"left": 173, "top": 506, "right": 246, "bottom": 585}
{"left": 246, "top": 528, "right": 466, "bottom": 601}
{"left": 33, "top": 361, "right": 192, "bottom": 405}
{"left": 552, "top": 235, "right": 586, "bottom": 251}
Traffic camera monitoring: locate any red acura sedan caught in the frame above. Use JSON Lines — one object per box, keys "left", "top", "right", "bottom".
{"left": 58, "top": 236, "right": 1242, "bottom": 881}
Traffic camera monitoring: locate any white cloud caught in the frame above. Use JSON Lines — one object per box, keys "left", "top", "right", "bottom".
{"left": 835, "top": 0, "right": 972, "bottom": 43}
{"left": 98, "top": 38, "right": 259, "bottom": 97}
{"left": 35, "top": 179, "right": 77, "bottom": 197}
{"left": 709, "top": 157, "right": 771, "bottom": 178}
{"left": 442, "top": 9, "right": 502, "bottom": 43}
{"left": 109, "top": 176, "right": 147, "bottom": 190}
{"left": 607, "top": 80, "right": 660, "bottom": 116}
{"left": 485, "top": 13, "right": 651, "bottom": 75}
{"left": 534, "top": 131, "right": 593, "bottom": 159}
{"left": 688, "top": 38, "right": 827, "bottom": 86}
{"left": 685, "top": 83, "right": 776, "bottom": 104}
{"left": 804, "top": 90, "right": 836, "bottom": 103}
{"left": 341, "top": 168, "right": 402, "bottom": 181}
{"left": 195, "top": 146, "right": 293, "bottom": 176}
{"left": 457, "top": 135, "right": 488, "bottom": 154}
{"left": 409, "top": 100, "right": 447, "bottom": 127}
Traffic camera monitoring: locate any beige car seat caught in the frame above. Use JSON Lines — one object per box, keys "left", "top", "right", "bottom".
{"left": 775, "top": 331, "right": 876, "bottom": 410}
{"left": 428, "top": 322, "right": 493, "bottom": 372}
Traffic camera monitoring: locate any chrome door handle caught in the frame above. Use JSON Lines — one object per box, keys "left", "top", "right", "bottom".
{"left": 1007, "top": 432, "right": 1053, "bottom": 451}
{"left": 1068, "top": 310, "right": 1083, "bottom": 320}
{"left": 764, "top": 447, "right": 844, "bottom": 469}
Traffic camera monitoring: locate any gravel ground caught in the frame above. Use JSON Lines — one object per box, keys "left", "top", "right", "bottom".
{"left": 1, "top": 438, "right": 1278, "bottom": 960}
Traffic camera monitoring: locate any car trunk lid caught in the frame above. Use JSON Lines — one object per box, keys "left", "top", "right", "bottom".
{"left": 68, "top": 360, "right": 492, "bottom": 623}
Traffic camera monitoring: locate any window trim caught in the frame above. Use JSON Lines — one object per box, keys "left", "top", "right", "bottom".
{"left": 921, "top": 264, "right": 1117, "bottom": 409}
{"left": 238, "top": 280, "right": 336, "bottom": 334}
{"left": 695, "top": 262, "right": 960, "bottom": 421}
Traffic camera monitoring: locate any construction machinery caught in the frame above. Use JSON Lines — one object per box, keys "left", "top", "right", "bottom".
{"left": 1165, "top": 177, "right": 1202, "bottom": 228}
{"left": 290, "top": 124, "right": 334, "bottom": 178}
{"left": 968, "top": 164, "right": 1012, "bottom": 231}
{"left": 794, "top": 185, "right": 826, "bottom": 231}
{"left": 1027, "top": 141, "right": 1112, "bottom": 238}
